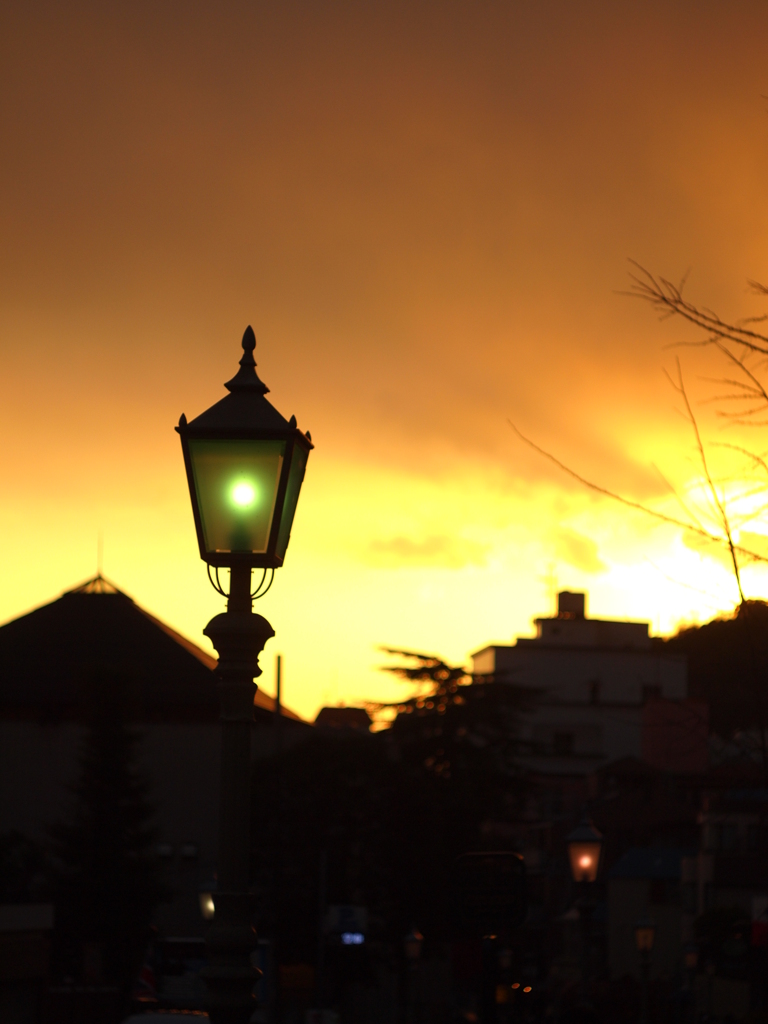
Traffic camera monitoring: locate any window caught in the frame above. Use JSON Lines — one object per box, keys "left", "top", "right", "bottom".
{"left": 649, "top": 880, "right": 680, "bottom": 905}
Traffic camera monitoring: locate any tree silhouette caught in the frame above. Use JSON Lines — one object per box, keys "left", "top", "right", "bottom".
{"left": 251, "top": 652, "right": 531, "bottom": 978}
{"left": 50, "top": 668, "right": 167, "bottom": 994}
{"left": 0, "top": 830, "right": 49, "bottom": 903}
{"left": 374, "top": 647, "right": 533, "bottom": 780}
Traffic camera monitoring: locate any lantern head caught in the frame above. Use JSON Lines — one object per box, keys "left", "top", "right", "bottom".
{"left": 566, "top": 817, "right": 603, "bottom": 883}
{"left": 403, "top": 928, "right": 424, "bottom": 961}
{"left": 177, "top": 327, "right": 313, "bottom": 569}
{"left": 634, "top": 914, "right": 656, "bottom": 952}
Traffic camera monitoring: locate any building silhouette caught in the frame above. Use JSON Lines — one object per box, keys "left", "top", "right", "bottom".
{"left": 471, "top": 590, "right": 706, "bottom": 775}
{"left": 0, "top": 575, "right": 306, "bottom": 937}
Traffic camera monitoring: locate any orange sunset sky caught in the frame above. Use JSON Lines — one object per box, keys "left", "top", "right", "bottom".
{"left": 2, "top": 1, "right": 768, "bottom": 721}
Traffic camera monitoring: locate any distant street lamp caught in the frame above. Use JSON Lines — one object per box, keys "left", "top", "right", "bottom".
{"left": 177, "top": 327, "right": 313, "bottom": 1024}
{"left": 403, "top": 929, "right": 423, "bottom": 1024}
{"left": 634, "top": 915, "right": 656, "bottom": 954}
{"left": 566, "top": 817, "right": 603, "bottom": 1003}
{"left": 566, "top": 817, "right": 603, "bottom": 884}
{"left": 634, "top": 914, "right": 656, "bottom": 1024}
{"left": 404, "top": 928, "right": 423, "bottom": 962}
{"left": 199, "top": 891, "right": 216, "bottom": 921}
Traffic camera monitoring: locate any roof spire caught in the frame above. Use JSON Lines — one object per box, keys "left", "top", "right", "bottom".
{"left": 68, "top": 574, "right": 122, "bottom": 595}
{"left": 224, "top": 326, "right": 270, "bottom": 395}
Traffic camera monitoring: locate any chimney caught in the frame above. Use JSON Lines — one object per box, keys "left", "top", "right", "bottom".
{"left": 557, "top": 591, "right": 585, "bottom": 619}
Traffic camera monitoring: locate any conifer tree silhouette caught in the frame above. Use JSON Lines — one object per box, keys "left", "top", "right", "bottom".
{"left": 50, "top": 668, "right": 167, "bottom": 993}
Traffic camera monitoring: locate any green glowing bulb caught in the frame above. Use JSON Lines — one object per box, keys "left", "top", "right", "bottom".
{"left": 231, "top": 480, "right": 258, "bottom": 508}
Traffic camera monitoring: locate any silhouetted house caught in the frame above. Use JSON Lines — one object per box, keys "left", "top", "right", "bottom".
{"left": 471, "top": 591, "right": 698, "bottom": 775}
{"left": 0, "top": 903, "right": 54, "bottom": 1023}
{"left": 0, "top": 575, "right": 307, "bottom": 936}
{"left": 683, "top": 761, "right": 768, "bottom": 916}
{"left": 491, "top": 755, "right": 702, "bottom": 957}
{"left": 608, "top": 846, "right": 689, "bottom": 979}
{"left": 314, "top": 706, "right": 371, "bottom": 734}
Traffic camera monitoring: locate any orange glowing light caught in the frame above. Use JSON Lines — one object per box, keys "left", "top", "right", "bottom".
{"left": 568, "top": 821, "right": 603, "bottom": 882}
{"left": 511, "top": 983, "right": 520, "bottom": 990}
{"left": 523, "top": 986, "right": 532, "bottom": 993}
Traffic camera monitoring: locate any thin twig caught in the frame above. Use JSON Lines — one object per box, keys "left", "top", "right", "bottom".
{"left": 507, "top": 421, "right": 768, "bottom": 566}
{"left": 710, "top": 443, "right": 768, "bottom": 482}
{"left": 651, "top": 463, "right": 710, "bottom": 536}
{"left": 666, "top": 360, "right": 744, "bottom": 602}
{"left": 623, "top": 262, "right": 768, "bottom": 356}
{"left": 642, "top": 557, "right": 727, "bottom": 608}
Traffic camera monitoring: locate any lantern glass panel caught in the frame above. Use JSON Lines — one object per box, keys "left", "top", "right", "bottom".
{"left": 275, "top": 445, "right": 309, "bottom": 560}
{"left": 188, "top": 438, "right": 285, "bottom": 554}
{"left": 635, "top": 925, "right": 655, "bottom": 952}
{"left": 568, "top": 841, "right": 601, "bottom": 883}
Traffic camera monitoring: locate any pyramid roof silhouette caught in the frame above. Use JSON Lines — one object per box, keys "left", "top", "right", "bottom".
{"left": 0, "top": 575, "right": 300, "bottom": 722}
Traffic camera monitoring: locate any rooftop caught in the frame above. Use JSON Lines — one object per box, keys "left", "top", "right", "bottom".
{"left": 527, "top": 592, "right": 650, "bottom": 650}
{"left": 315, "top": 706, "right": 372, "bottom": 732}
{"left": 0, "top": 575, "right": 303, "bottom": 723}
{"left": 608, "top": 847, "right": 687, "bottom": 881}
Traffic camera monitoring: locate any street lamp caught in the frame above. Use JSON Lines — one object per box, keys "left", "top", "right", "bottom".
{"left": 403, "top": 928, "right": 423, "bottom": 962}
{"left": 634, "top": 915, "right": 656, "bottom": 954}
{"left": 403, "top": 929, "right": 423, "bottom": 1024}
{"left": 177, "top": 327, "right": 312, "bottom": 1024}
{"left": 566, "top": 817, "right": 603, "bottom": 1006}
{"left": 566, "top": 817, "right": 603, "bottom": 884}
{"left": 634, "top": 914, "right": 656, "bottom": 1024}
{"left": 177, "top": 325, "right": 313, "bottom": 584}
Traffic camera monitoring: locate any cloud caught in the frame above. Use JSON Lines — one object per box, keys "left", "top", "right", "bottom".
{"left": 367, "top": 534, "right": 488, "bottom": 569}
{"left": 737, "top": 532, "right": 768, "bottom": 562}
{"left": 681, "top": 530, "right": 737, "bottom": 572}
{"left": 554, "top": 529, "right": 606, "bottom": 574}
{"left": 681, "top": 529, "right": 768, "bottom": 572}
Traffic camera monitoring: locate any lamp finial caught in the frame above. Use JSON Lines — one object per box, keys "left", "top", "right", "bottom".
{"left": 242, "top": 325, "right": 256, "bottom": 353}
{"left": 224, "top": 326, "right": 270, "bottom": 394}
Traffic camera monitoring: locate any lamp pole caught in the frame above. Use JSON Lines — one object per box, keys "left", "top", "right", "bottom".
{"left": 634, "top": 916, "right": 655, "bottom": 1024}
{"left": 683, "top": 944, "right": 698, "bottom": 1024}
{"left": 201, "top": 568, "right": 274, "bottom": 1023}
{"left": 566, "top": 817, "right": 603, "bottom": 1004}
{"left": 639, "top": 946, "right": 650, "bottom": 1024}
{"left": 177, "top": 327, "right": 313, "bottom": 1024}
{"left": 403, "top": 928, "right": 423, "bottom": 1024}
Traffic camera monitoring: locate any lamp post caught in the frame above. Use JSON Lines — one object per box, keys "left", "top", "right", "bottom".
{"left": 566, "top": 817, "right": 603, "bottom": 1002}
{"left": 566, "top": 817, "right": 603, "bottom": 887}
{"left": 177, "top": 326, "right": 313, "bottom": 1024}
{"left": 634, "top": 914, "right": 655, "bottom": 1024}
{"left": 403, "top": 928, "right": 423, "bottom": 1024}
{"left": 404, "top": 928, "right": 424, "bottom": 963}
{"left": 682, "top": 943, "right": 698, "bottom": 1023}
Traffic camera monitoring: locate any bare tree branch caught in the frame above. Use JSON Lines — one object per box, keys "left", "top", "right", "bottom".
{"left": 507, "top": 421, "right": 768, "bottom": 566}
{"left": 651, "top": 462, "right": 710, "bottom": 535}
{"left": 623, "top": 262, "right": 768, "bottom": 357}
{"left": 711, "top": 442, "right": 768, "bottom": 482}
{"left": 667, "top": 359, "right": 745, "bottom": 603}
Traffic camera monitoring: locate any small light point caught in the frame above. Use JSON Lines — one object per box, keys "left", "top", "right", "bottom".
{"left": 231, "top": 481, "right": 257, "bottom": 507}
